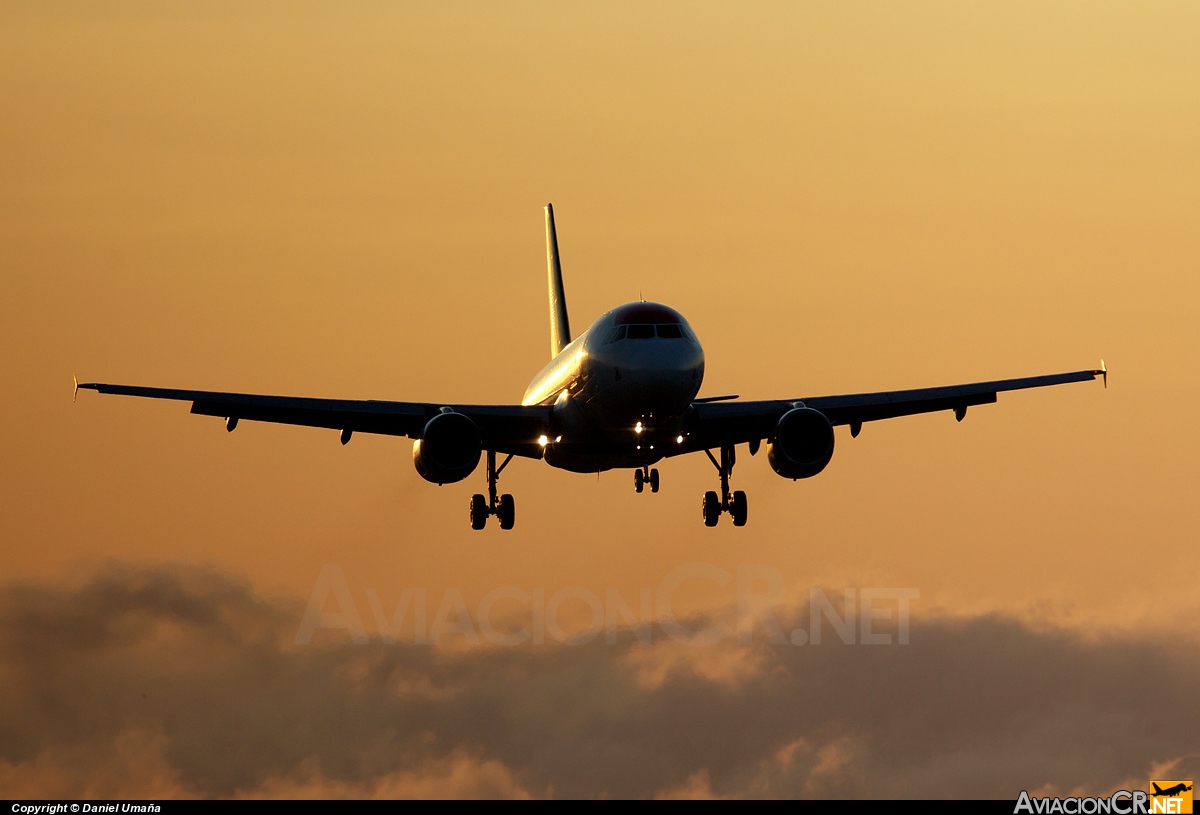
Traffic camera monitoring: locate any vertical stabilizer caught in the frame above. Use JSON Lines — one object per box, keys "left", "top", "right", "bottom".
{"left": 545, "top": 203, "right": 571, "bottom": 357}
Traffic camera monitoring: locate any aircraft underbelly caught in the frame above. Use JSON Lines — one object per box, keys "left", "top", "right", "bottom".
{"left": 543, "top": 442, "right": 666, "bottom": 473}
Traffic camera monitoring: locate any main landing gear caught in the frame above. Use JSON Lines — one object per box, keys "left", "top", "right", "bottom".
{"left": 470, "top": 450, "right": 515, "bottom": 530}
{"left": 702, "top": 445, "right": 747, "bottom": 527}
{"left": 634, "top": 465, "right": 660, "bottom": 494}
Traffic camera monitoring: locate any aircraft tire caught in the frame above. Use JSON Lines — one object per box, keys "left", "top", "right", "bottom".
{"left": 470, "top": 494, "right": 488, "bottom": 530}
{"left": 498, "top": 493, "right": 515, "bottom": 530}
{"left": 634, "top": 469, "right": 644, "bottom": 493}
{"left": 731, "top": 490, "right": 748, "bottom": 527}
{"left": 650, "top": 468, "right": 660, "bottom": 493}
{"left": 702, "top": 490, "right": 720, "bottom": 527}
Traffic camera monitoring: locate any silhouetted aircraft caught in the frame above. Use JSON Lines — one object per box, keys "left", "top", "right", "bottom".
{"left": 77, "top": 204, "right": 1106, "bottom": 529}
{"left": 1152, "top": 783, "right": 1193, "bottom": 797}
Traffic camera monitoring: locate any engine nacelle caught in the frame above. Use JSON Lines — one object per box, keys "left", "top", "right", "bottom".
{"left": 412, "top": 412, "right": 482, "bottom": 484}
{"left": 768, "top": 407, "right": 835, "bottom": 479}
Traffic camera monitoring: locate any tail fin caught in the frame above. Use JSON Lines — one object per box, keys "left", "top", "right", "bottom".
{"left": 545, "top": 203, "right": 571, "bottom": 357}
{"left": 1153, "top": 784, "right": 1164, "bottom": 795}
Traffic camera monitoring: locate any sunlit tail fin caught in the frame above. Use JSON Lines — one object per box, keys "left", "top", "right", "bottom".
{"left": 545, "top": 203, "right": 571, "bottom": 357}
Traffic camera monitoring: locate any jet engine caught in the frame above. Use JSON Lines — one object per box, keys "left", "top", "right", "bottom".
{"left": 768, "top": 407, "right": 835, "bottom": 479}
{"left": 412, "top": 412, "right": 482, "bottom": 484}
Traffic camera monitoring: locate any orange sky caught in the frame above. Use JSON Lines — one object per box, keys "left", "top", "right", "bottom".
{"left": 2, "top": 1, "right": 1199, "bottom": 630}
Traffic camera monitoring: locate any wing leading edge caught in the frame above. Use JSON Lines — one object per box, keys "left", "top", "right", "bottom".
{"left": 79, "top": 363, "right": 1103, "bottom": 459}
{"left": 679, "top": 366, "right": 1104, "bottom": 452}
{"left": 75, "top": 382, "right": 551, "bottom": 458}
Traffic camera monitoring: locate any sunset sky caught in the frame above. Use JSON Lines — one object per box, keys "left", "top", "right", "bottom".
{"left": 2, "top": 1, "right": 1198, "bottom": 798}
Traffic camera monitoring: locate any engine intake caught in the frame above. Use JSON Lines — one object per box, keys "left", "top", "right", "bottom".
{"left": 768, "top": 407, "right": 835, "bottom": 479}
{"left": 413, "top": 412, "right": 481, "bottom": 484}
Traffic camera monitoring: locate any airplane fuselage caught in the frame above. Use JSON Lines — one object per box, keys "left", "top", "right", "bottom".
{"left": 522, "top": 301, "right": 704, "bottom": 472}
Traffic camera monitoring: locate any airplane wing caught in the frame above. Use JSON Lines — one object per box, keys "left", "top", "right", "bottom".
{"left": 75, "top": 382, "right": 552, "bottom": 458}
{"left": 677, "top": 366, "right": 1105, "bottom": 452}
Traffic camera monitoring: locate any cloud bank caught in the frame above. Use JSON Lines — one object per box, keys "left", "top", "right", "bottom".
{"left": 0, "top": 565, "right": 1195, "bottom": 798}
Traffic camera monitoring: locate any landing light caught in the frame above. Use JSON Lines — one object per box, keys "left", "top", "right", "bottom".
{"left": 538, "top": 435, "right": 549, "bottom": 446}
{"left": 555, "top": 435, "right": 562, "bottom": 442}
{"left": 676, "top": 435, "right": 684, "bottom": 444}
{"left": 635, "top": 422, "right": 643, "bottom": 434}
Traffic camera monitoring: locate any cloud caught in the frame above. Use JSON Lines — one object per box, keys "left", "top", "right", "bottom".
{"left": 0, "top": 564, "right": 1196, "bottom": 798}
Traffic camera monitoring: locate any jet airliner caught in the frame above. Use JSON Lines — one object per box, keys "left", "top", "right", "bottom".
{"left": 77, "top": 204, "right": 1105, "bottom": 529}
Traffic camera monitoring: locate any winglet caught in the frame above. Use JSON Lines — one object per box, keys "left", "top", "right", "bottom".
{"left": 1100, "top": 359, "right": 1107, "bottom": 389}
{"left": 73, "top": 374, "right": 79, "bottom": 403}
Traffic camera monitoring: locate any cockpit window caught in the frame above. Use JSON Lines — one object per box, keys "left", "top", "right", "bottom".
{"left": 605, "top": 325, "right": 627, "bottom": 344}
{"left": 612, "top": 324, "right": 690, "bottom": 340}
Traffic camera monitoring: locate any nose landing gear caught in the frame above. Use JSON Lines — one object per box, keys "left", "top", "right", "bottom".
{"left": 701, "top": 445, "right": 747, "bottom": 527}
{"left": 634, "top": 465, "right": 660, "bottom": 494}
{"left": 470, "top": 450, "right": 516, "bottom": 530}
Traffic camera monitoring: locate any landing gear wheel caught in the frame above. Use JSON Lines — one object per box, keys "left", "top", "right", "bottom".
{"left": 702, "top": 490, "right": 721, "bottom": 527}
{"left": 649, "top": 468, "right": 660, "bottom": 493}
{"left": 497, "top": 493, "right": 515, "bottom": 530}
{"left": 475, "top": 452, "right": 516, "bottom": 530}
{"left": 634, "top": 469, "right": 644, "bottom": 493}
{"left": 730, "top": 490, "right": 748, "bottom": 527}
{"left": 470, "top": 494, "right": 488, "bottom": 530}
{"left": 703, "top": 446, "right": 748, "bottom": 528}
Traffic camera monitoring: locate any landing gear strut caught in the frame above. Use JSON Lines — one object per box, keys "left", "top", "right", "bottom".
{"left": 633, "top": 465, "right": 660, "bottom": 494}
{"left": 470, "top": 450, "right": 515, "bottom": 530}
{"left": 702, "top": 445, "right": 747, "bottom": 527}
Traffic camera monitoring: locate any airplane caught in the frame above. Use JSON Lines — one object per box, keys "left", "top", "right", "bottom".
{"left": 76, "top": 204, "right": 1106, "bottom": 530}
{"left": 1152, "top": 783, "right": 1193, "bottom": 798}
